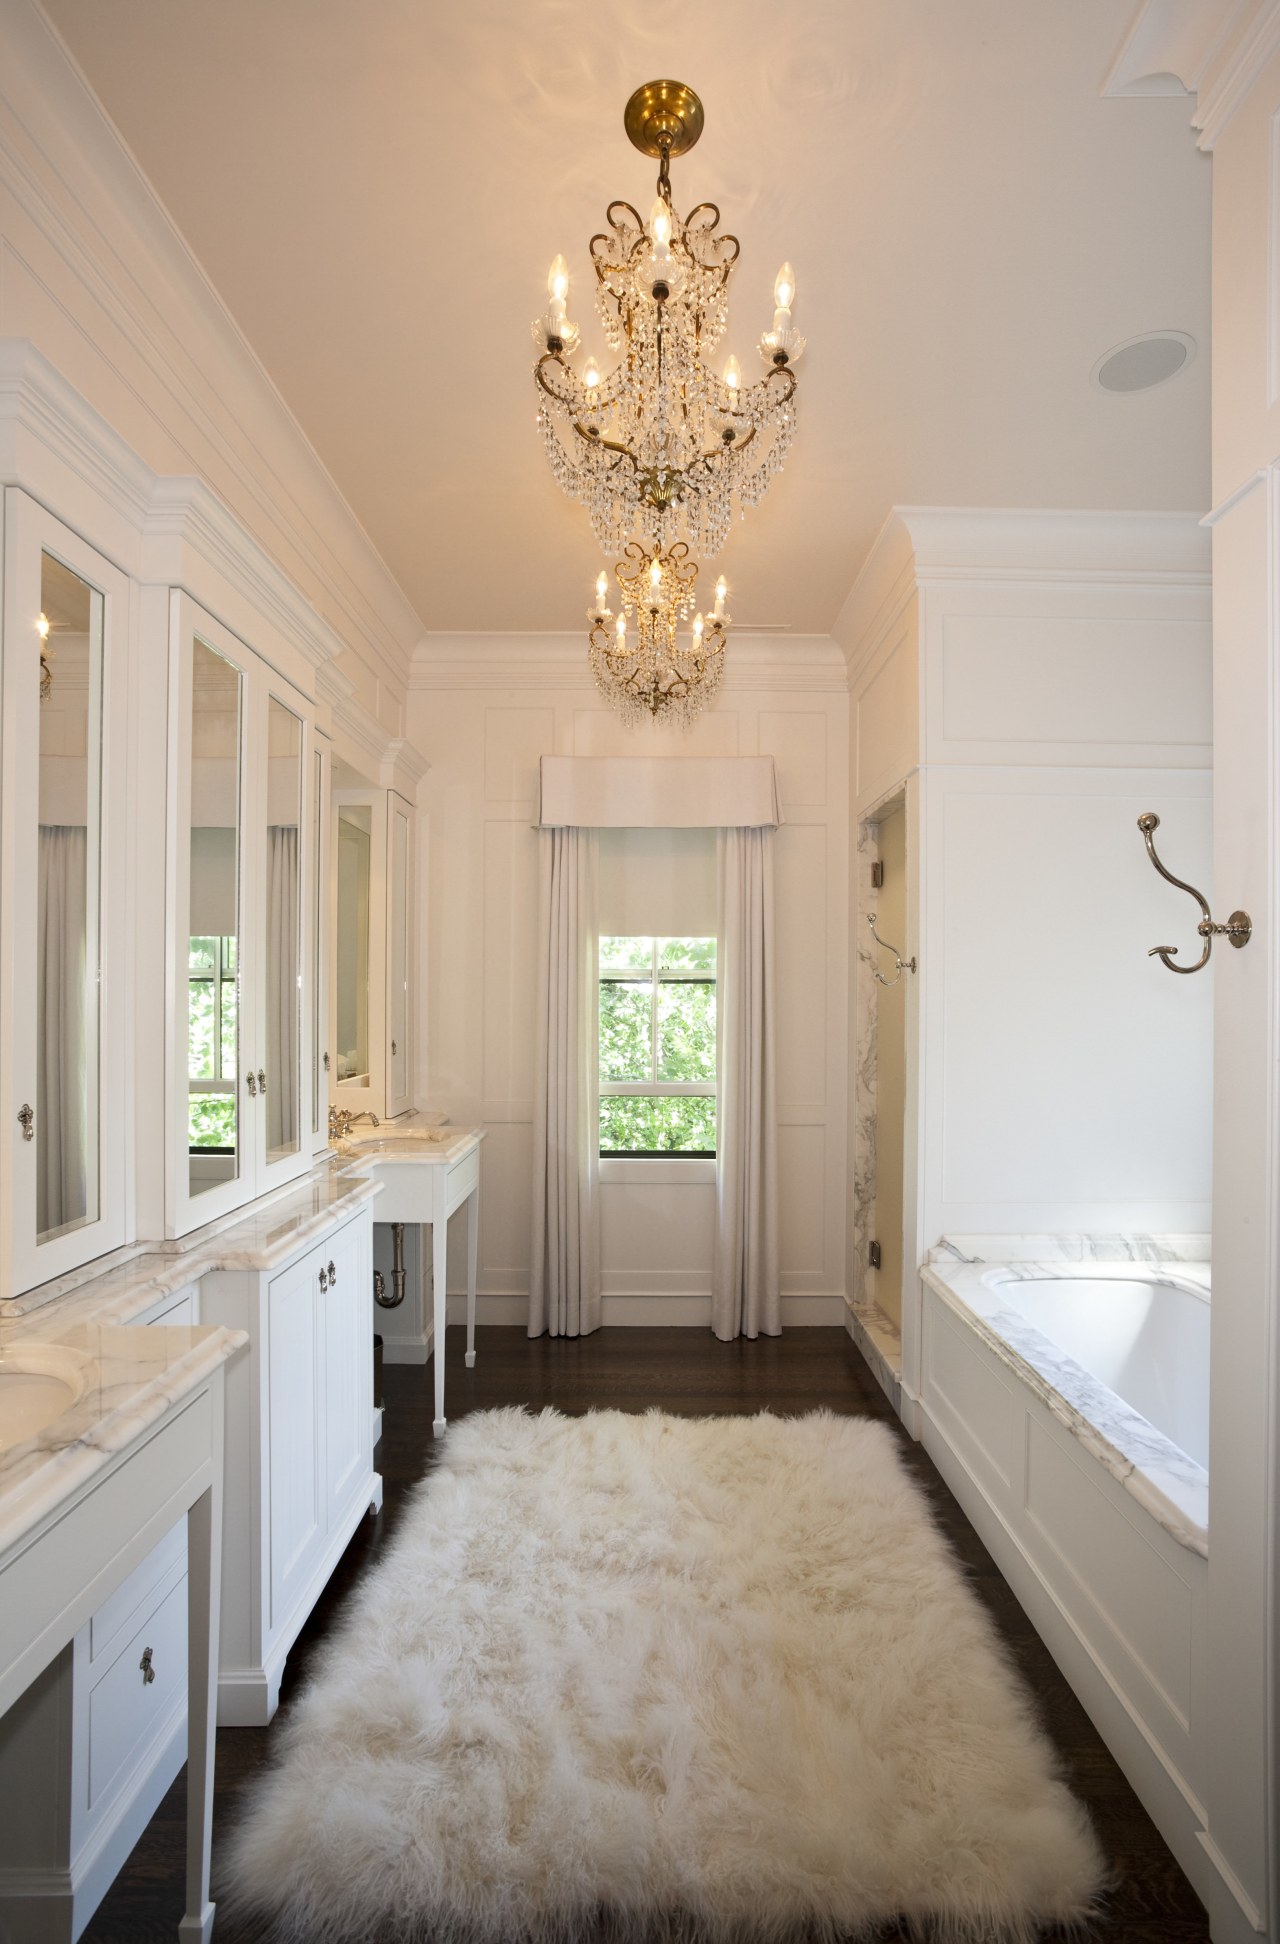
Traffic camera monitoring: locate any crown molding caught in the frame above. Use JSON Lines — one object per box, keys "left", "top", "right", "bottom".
{"left": 1103, "top": 0, "right": 1280, "bottom": 148}
{"left": 316, "top": 661, "right": 429, "bottom": 791}
{"left": 409, "top": 632, "right": 849, "bottom": 695}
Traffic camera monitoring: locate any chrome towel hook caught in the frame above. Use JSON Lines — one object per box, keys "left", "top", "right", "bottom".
{"left": 866, "top": 913, "right": 916, "bottom": 987}
{"left": 1137, "top": 813, "right": 1251, "bottom": 975}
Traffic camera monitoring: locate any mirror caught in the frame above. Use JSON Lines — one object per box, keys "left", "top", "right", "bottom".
{"left": 388, "top": 797, "right": 409, "bottom": 1104}
{"left": 187, "top": 638, "right": 243, "bottom": 1199}
{"left": 310, "top": 748, "right": 325, "bottom": 1138}
{"left": 335, "top": 802, "right": 371, "bottom": 1087}
{"left": 36, "top": 552, "right": 103, "bottom": 1243}
{"left": 265, "top": 697, "right": 303, "bottom": 1163}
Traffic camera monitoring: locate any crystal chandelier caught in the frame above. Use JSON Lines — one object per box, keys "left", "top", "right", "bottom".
{"left": 586, "top": 541, "right": 730, "bottom": 726}
{"left": 532, "top": 79, "right": 805, "bottom": 562}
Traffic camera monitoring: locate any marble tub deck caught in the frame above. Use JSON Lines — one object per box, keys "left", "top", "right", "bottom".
{"left": 923, "top": 1239, "right": 1210, "bottom": 1556}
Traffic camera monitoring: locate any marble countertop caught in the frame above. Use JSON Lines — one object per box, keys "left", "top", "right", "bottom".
{"left": 0, "top": 1318, "right": 247, "bottom": 1554}
{"left": 333, "top": 1126, "right": 483, "bottom": 1166}
{"left": 922, "top": 1245, "right": 1210, "bottom": 1556}
{"left": 1, "top": 1166, "right": 384, "bottom": 1325}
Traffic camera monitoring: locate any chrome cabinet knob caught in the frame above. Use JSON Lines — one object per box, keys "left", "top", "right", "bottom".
{"left": 328, "top": 1259, "right": 337, "bottom": 1285}
{"left": 257, "top": 1067, "right": 267, "bottom": 1095}
{"left": 319, "top": 1266, "right": 328, "bottom": 1292}
{"left": 16, "top": 1102, "right": 33, "bottom": 1142}
{"left": 139, "top": 1646, "right": 155, "bottom": 1685}
{"left": 245, "top": 1072, "right": 257, "bottom": 1097}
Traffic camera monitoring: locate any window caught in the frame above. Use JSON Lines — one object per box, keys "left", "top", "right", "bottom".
{"left": 599, "top": 936, "right": 716, "bottom": 1154}
{"left": 188, "top": 934, "right": 238, "bottom": 1149}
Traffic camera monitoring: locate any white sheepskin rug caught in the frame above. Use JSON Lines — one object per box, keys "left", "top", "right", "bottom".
{"left": 226, "top": 1408, "right": 1104, "bottom": 1943}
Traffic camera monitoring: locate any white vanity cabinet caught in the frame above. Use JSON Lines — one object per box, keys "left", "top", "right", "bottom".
{"left": 200, "top": 1201, "right": 381, "bottom": 1724}
{"left": 166, "top": 593, "right": 321, "bottom": 1236}
{"left": 0, "top": 492, "right": 132, "bottom": 1302}
{"left": 0, "top": 1283, "right": 201, "bottom": 1944}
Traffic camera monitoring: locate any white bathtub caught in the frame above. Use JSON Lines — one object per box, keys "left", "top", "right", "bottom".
{"left": 915, "top": 1241, "right": 1211, "bottom": 1915}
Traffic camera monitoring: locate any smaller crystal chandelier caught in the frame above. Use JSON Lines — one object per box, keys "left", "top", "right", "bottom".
{"left": 587, "top": 543, "right": 730, "bottom": 726}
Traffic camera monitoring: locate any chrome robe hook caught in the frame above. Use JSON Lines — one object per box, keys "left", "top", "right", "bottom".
{"left": 866, "top": 913, "right": 916, "bottom": 987}
{"left": 1137, "top": 813, "right": 1251, "bottom": 974}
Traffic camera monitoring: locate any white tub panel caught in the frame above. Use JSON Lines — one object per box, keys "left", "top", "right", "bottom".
{"left": 922, "top": 1299, "right": 1020, "bottom": 1489}
{"left": 1023, "top": 1415, "right": 1196, "bottom": 1730}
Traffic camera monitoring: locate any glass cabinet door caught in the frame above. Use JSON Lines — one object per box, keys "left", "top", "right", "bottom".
{"left": 2, "top": 492, "right": 129, "bottom": 1296}
{"left": 182, "top": 625, "right": 246, "bottom": 1212}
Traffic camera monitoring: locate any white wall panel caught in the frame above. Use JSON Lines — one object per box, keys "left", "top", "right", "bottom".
{"left": 481, "top": 819, "right": 539, "bottom": 1112}
{"left": 572, "top": 708, "right": 741, "bottom": 757}
{"left": 778, "top": 1125, "right": 826, "bottom": 1279}
{"left": 773, "top": 823, "right": 828, "bottom": 1112}
{"left": 758, "top": 711, "right": 828, "bottom": 807}
{"left": 936, "top": 612, "right": 1212, "bottom": 764}
{"left": 484, "top": 707, "right": 553, "bottom": 804}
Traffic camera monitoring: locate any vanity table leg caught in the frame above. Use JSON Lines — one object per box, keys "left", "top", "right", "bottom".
{"left": 464, "top": 1183, "right": 479, "bottom": 1370}
{"left": 432, "top": 1215, "right": 448, "bottom": 1437}
{"left": 178, "top": 1449, "right": 222, "bottom": 1942}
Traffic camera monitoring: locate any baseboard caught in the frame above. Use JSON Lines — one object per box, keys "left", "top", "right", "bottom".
{"left": 381, "top": 1336, "right": 430, "bottom": 1364}
{"left": 442, "top": 1293, "right": 846, "bottom": 1328}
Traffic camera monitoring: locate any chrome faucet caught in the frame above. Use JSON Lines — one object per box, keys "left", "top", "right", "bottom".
{"left": 328, "top": 1106, "right": 380, "bottom": 1139}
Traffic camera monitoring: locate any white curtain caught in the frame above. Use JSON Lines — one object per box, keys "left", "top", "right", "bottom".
{"left": 266, "top": 824, "right": 299, "bottom": 1157}
{"left": 37, "top": 825, "right": 89, "bottom": 1236}
{"left": 529, "top": 826, "right": 601, "bottom": 1337}
{"left": 712, "top": 826, "right": 780, "bottom": 1340}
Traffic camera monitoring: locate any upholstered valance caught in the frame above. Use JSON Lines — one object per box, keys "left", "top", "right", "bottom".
{"left": 537, "top": 756, "right": 782, "bottom": 829}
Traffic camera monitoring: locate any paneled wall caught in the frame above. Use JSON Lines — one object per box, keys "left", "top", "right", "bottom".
{"left": 408, "top": 638, "right": 849, "bottom": 1326}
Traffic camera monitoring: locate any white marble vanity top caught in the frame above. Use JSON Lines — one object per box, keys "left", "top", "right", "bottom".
{"left": 0, "top": 1165, "right": 383, "bottom": 1325}
{"left": 923, "top": 1242, "right": 1210, "bottom": 1556}
{"left": 333, "top": 1125, "right": 482, "bottom": 1166}
{"left": 0, "top": 1317, "right": 247, "bottom": 1554}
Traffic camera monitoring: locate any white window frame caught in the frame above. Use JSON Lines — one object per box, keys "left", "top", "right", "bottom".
{"left": 598, "top": 936, "right": 717, "bottom": 1158}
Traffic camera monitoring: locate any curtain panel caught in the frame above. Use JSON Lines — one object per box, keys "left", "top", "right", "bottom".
{"left": 713, "top": 826, "right": 780, "bottom": 1339}
{"left": 529, "top": 826, "right": 602, "bottom": 1337}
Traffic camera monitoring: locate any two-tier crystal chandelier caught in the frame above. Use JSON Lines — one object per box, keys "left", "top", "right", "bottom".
{"left": 586, "top": 542, "right": 730, "bottom": 726}
{"left": 531, "top": 80, "right": 805, "bottom": 724}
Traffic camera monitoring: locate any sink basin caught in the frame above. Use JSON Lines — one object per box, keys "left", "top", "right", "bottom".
{"left": 0, "top": 1348, "right": 88, "bottom": 1450}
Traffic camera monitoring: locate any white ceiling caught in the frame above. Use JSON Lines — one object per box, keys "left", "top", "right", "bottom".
{"left": 41, "top": 0, "right": 1210, "bottom": 637}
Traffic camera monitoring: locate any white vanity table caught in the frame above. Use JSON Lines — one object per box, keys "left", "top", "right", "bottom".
{"left": 0, "top": 1317, "right": 246, "bottom": 1943}
{"left": 342, "top": 1128, "right": 484, "bottom": 1435}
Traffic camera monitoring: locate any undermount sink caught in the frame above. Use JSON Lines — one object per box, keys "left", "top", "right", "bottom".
{"left": 0, "top": 1347, "right": 88, "bottom": 1450}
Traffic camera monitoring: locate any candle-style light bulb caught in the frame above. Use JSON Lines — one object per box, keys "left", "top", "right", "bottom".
{"left": 649, "top": 197, "right": 673, "bottom": 249}
{"left": 714, "top": 576, "right": 727, "bottom": 618}
{"left": 773, "top": 262, "right": 796, "bottom": 311}
{"left": 547, "top": 255, "right": 569, "bottom": 303}
{"left": 616, "top": 612, "right": 627, "bottom": 643}
{"left": 582, "top": 355, "right": 601, "bottom": 390}
{"left": 692, "top": 612, "right": 705, "bottom": 641}
{"left": 650, "top": 557, "right": 663, "bottom": 590}
{"left": 596, "top": 571, "right": 609, "bottom": 609}
{"left": 723, "top": 354, "right": 742, "bottom": 391}
{"left": 36, "top": 612, "right": 50, "bottom": 640}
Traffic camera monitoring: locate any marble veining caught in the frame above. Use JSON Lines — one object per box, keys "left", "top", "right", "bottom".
{"left": 928, "top": 1233, "right": 1211, "bottom": 1267}
{"left": 1, "top": 1165, "right": 383, "bottom": 1323}
{"left": 923, "top": 1248, "right": 1209, "bottom": 1556}
{"left": 0, "top": 1320, "right": 247, "bottom": 1552}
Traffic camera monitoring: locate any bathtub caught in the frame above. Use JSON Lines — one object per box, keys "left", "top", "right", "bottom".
{"left": 916, "top": 1240, "right": 1211, "bottom": 1912}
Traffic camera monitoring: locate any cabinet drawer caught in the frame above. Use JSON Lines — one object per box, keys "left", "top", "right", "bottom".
{"left": 89, "top": 1524, "right": 185, "bottom": 1665}
{"left": 143, "top": 1285, "right": 198, "bottom": 1327}
{"left": 87, "top": 1571, "right": 188, "bottom": 1812}
{"left": 445, "top": 1148, "right": 479, "bottom": 1213}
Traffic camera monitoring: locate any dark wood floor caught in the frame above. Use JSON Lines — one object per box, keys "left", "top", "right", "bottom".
{"left": 81, "top": 1326, "right": 1210, "bottom": 1943}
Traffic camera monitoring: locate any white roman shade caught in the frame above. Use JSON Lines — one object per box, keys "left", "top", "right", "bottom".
{"left": 538, "top": 756, "right": 782, "bottom": 830}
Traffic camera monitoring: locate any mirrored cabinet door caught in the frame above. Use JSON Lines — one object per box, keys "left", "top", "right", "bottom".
{"left": 1, "top": 492, "right": 129, "bottom": 1296}
{"left": 260, "top": 690, "right": 304, "bottom": 1180}
{"left": 171, "top": 597, "right": 249, "bottom": 1228}
{"left": 386, "top": 792, "right": 412, "bottom": 1117}
{"left": 309, "top": 733, "right": 331, "bottom": 1158}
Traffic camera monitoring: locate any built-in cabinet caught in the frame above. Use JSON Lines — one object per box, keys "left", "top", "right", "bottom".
{"left": 166, "top": 594, "right": 323, "bottom": 1236}
{"left": 0, "top": 493, "right": 132, "bottom": 1302}
{"left": 201, "top": 1202, "right": 380, "bottom": 1725}
{"left": 332, "top": 784, "right": 414, "bottom": 1121}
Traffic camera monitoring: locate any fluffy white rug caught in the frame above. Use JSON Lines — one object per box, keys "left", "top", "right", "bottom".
{"left": 227, "top": 1409, "right": 1104, "bottom": 1942}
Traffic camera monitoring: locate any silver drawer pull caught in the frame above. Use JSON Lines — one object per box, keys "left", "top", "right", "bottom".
{"left": 140, "top": 1646, "right": 155, "bottom": 1685}
{"left": 258, "top": 1067, "right": 267, "bottom": 1096}
{"left": 319, "top": 1266, "right": 329, "bottom": 1292}
{"left": 328, "top": 1259, "right": 337, "bottom": 1286}
{"left": 16, "top": 1102, "right": 33, "bottom": 1142}
{"left": 245, "top": 1072, "right": 257, "bottom": 1097}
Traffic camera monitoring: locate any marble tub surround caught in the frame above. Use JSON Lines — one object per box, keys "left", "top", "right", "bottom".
{"left": 844, "top": 1293, "right": 901, "bottom": 1408}
{"left": 0, "top": 1316, "right": 247, "bottom": 1549}
{"left": 0, "top": 1163, "right": 383, "bottom": 1323}
{"left": 929, "top": 1233, "right": 1211, "bottom": 1267}
{"left": 923, "top": 1250, "right": 1209, "bottom": 1555}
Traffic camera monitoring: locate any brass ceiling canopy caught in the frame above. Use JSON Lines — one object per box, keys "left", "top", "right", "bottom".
{"left": 623, "top": 80, "right": 704, "bottom": 161}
